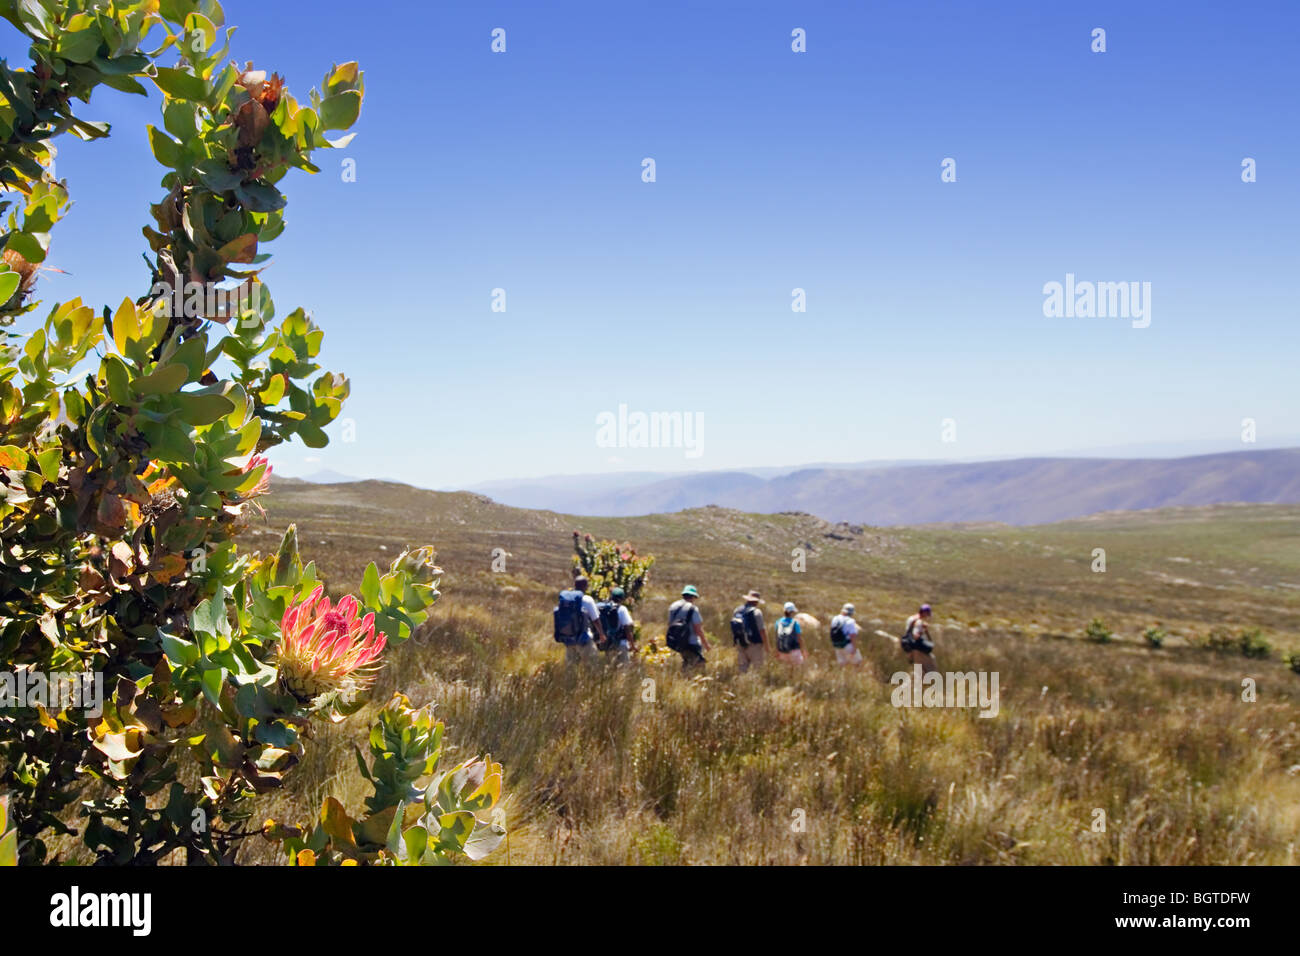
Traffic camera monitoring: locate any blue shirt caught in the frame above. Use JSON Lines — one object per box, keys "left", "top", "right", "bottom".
{"left": 776, "top": 616, "right": 801, "bottom": 648}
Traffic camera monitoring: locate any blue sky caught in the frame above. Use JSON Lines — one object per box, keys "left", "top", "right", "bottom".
{"left": 6, "top": 0, "right": 1298, "bottom": 487}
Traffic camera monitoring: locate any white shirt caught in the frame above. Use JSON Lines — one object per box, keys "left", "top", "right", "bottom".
{"left": 832, "top": 615, "right": 859, "bottom": 640}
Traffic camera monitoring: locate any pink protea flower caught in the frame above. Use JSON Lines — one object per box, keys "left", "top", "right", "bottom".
{"left": 276, "top": 585, "right": 387, "bottom": 702}
{"left": 226, "top": 455, "right": 272, "bottom": 520}
{"left": 242, "top": 454, "right": 272, "bottom": 498}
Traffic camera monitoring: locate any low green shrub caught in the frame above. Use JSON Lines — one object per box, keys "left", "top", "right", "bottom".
{"left": 1085, "top": 618, "right": 1113, "bottom": 644}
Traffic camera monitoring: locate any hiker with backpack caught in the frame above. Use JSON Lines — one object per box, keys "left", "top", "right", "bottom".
{"left": 730, "top": 590, "right": 767, "bottom": 673}
{"left": 553, "top": 575, "right": 606, "bottom": 667}
{"left": 830, "top": 603, "right": 863, "bottom": 666}
{"left": 900, "top": 603, "right": 937, "bottom": 674}
{"left": 773, "top": 601, "right": 805, "bottom": 664}
{"left": 596, "top": 587, "right": 636, "bottom": 666}
{"left": 665, "top": 585, "right": 709, "bottom": 671}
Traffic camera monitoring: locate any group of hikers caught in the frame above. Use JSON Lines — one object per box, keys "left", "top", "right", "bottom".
{"left": 553, "top": 577, "right": 938, "bottom": 674}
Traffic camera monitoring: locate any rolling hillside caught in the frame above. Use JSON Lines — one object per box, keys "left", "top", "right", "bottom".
{"left": 462, "top": 448, "right": 1300, "bottom": 525}
{"left": 240, "top": 481, "right": 1300, "bottom": 865}
{"left": 260, "top": 477, "right": 1300, "bottom": 640}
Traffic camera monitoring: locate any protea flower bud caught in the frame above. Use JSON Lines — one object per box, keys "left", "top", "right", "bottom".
{"left": 277, "top": 585, "right": 387, "bottom": 702}
{"left": 239, "top": 67, "right": 267, "bottom": 98}
{"left": 391, "top": 545, "right": 440, "bottom": 585}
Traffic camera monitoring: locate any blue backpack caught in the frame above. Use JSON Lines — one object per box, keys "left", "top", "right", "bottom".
{"left": 553, "top": 590, "right": 589, "bottom": 645}
{"left": 596, "top": 600, "right": 622, "bottom": 649}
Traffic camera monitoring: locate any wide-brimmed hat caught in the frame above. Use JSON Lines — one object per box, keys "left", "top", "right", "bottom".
{"left": 741, "top": 590, "right": 764, "bottom": 604}
{"left": 681, "top": 585, "right": 699, "bottom": 598}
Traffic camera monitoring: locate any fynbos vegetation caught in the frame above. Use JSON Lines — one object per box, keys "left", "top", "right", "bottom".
{"left": 571, "top": 530, "right": 654, "bottom": 605}
{"left": 0, "top": 1, "right": 503, "bottom": 866}
{"left": 245, "top": 484, "right": 1300, "bottom": 866}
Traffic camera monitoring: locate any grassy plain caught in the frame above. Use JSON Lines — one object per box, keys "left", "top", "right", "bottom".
{"left": 237, "top": 481, "right": 1300, "bottom": 864}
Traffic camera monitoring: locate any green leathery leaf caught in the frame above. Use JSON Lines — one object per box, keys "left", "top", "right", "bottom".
{"left": 168, "top": 335, "right": 209, "bottom": 380}
{"left": 297, "top": 422, "right": 328, "bottom": 448}
{"left": 199, "top": 666, "right": 224, "bottom": 706}
{"left": 147, "top": 423, "right": 196, "bottom": 462}
{"left": 153, "top": 66, "right": 208, "bottom": 101}
{"left": 0, "top": 272, "right": 20, "bottom": 304}
{"left": 111, "top": 297, "right": 142, "bottom": 357}
{"left": 195, "top": 158, "right": 243, "bottom": 193}
{"left": 437, "top": 811, "right": 475, "bottom": 847}
{"left": 35, "top": 447, "right": 60, "bottom": 481}
{"left": 133, "top": 362, "right": 189, "bottom": 394}
{"left": 318, "top": 90, "right": 361, "bottom": 131}
{"left": 360, "top": 562, "right": 379, "bottom": 607}
{"left": 325, "top": 61, "right": 361, "bottom": 95}
{"left": 231, "top": 418, "right": 260, "bottom": 455}
{"left": 163, "top": 99, "right": 199, "bottom": 141}
{"left": 192, "top": 592, "right": 230, "bottom": 639}
{"left": 102, "top": 355, "right": 132, "bottom": 404}
{"left": 174, "top": 391, "right": 235, "bottom": 425}
{"left": 257, "top": 373, "right": 285, "bottom": 405}
{"left": 233, "top": 182, "right": 285, "bottom": 212}
{"left": 57, "top": 27, "right": 104, "bottom": 64}
{"left": 385, "top": 800, "right": 407, "bottom": 856}
{"left": 5, "top": 231, "right": 45, "bottom": 264}
{"left": 161, "top": 630, "right": 199, "bottom": 667}
{"left": 147, "top": 125, "right": 183, "bottom": 166}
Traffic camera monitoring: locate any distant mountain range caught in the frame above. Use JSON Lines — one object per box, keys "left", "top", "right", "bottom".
{"left": 456, "top": 448, "right": 1300, "bottom": 526}
{"left": 295, "top": 469, "right": 360, "bottom": 484}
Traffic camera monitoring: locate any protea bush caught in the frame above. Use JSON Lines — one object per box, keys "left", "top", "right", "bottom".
{"left": 572, "top": 530, "right": 654, "bottom": 605}
{"left": 572, "top": 531, "right": 660, "bottom": 660}
{"left": 264, "top": 693, "right": 505, "bottom": 866}
{"left": 0, "top": 0, "right": 504, "bottom": 866}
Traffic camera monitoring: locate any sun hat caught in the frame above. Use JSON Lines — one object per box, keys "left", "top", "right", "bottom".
{"left": 741, "top": 590, "right": 764, "bottom": 604}
{"left": 783, "top": 601, "right": 797, "bottom": 614}
{"left": 681, "top": 585, "right": 699, "bottom": 598}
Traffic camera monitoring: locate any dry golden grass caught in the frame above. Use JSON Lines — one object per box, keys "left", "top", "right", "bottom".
{"left": 230, "top": 484, "right": 1300, "bottom": 865}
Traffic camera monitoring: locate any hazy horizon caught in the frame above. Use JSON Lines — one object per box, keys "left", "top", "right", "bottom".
{"left": 274, "top": 436, "right": 1300, "bottom": 491}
